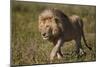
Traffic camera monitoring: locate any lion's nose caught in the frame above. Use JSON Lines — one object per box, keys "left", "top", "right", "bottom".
{"left": 42, "top": 33, "right": 46, "bottom": 36}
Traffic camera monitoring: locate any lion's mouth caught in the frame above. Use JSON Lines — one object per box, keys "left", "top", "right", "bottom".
{"left": 42, "top": 36, "right": 49, "bottom": 40}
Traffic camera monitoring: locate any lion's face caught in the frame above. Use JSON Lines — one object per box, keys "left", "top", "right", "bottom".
{"left": 38, "top": 9, "right": 62, "bottom": 40}
{"left": 38, "top": 16, "right": 53, "bottom": 40}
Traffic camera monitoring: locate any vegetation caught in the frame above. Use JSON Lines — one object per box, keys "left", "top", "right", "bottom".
{"left": 11, "top": 1, "right": 96, "bottom": 66}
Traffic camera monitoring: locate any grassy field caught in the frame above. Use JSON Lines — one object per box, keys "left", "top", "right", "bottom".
{"left": 11, "top": 1, "right": 96, "bottom": 66}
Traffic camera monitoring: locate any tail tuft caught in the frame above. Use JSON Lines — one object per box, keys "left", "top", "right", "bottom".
{"left": 86, "top": 45, "right": 92, "bottom": 50}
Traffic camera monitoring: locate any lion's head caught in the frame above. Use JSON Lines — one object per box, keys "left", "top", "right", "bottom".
{"left": 38, "top": 9, "right": 62, "bottom": 40}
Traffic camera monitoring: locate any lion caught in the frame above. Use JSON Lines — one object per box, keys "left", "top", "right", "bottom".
{"left": 38, "top": 8, "right": 92, "bottom": 62}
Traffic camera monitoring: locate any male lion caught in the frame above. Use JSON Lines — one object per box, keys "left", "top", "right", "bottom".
{"left": 38, "top": 8, "right": 91, "bottom": 62}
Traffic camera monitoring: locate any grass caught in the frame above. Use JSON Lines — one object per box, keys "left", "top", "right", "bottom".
{"left": 11, "top": 1, "right": 96, "bottom": 66}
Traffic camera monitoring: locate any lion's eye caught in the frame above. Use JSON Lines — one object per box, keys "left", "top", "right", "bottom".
{"left": 46, "top": 25, "right": 49, "bottom": 28}
{"left": 41, "top": 18, "right": 45, "bottom": 21}
{"left": 48, "top": 17, "right": 52, "bottom": 19}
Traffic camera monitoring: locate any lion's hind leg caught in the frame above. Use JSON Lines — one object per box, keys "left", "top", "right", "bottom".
{"left": 75, "top": 37, "right": 85, "bottom": 57}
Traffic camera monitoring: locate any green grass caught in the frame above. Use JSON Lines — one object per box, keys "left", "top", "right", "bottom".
{"left": 11, "top": 1, "right": 96, "bottom": 66}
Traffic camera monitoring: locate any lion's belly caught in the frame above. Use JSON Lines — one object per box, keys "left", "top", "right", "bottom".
{"left": 64, "top": 30, "right": 78, "bottom": 41}
{"left": 64, "top": 34, "right": 75, "bottom": 41}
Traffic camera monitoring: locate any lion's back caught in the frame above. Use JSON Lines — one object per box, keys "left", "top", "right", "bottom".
{"left": 69, "top": 15, "right": 83, "bottom": 29}
{"left": 38, "top": 8, "right": 83, "bottom": 41}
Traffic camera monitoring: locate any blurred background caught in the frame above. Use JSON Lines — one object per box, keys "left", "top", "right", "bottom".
{"left": 11, "top": 1, "right": 96, "bottom": 66}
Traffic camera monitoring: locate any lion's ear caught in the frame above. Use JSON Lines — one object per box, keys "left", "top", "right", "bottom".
{"left": 55, "top": 18, "right": 58, "bottom": 23}
{"left": 54, "top": 17, "right": 59, "bottom": 23}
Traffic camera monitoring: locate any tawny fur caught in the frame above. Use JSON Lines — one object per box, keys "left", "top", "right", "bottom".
{"left": 38, "top": 8, "right": 91, "bottom": 62}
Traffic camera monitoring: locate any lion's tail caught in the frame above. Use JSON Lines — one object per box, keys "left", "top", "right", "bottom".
{"left": 82, "top": 30, "right": 92, "bottom": 50}
{"left": 80, "top": 20, "right": 92, "bottom": 50}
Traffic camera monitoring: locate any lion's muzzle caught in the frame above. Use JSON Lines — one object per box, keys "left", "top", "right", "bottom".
{"left": 41, "top": 32, "right": 50, "bottom": 40}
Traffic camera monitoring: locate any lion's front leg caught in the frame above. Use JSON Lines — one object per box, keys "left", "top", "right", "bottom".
{"left": 50, "top": 38, "right": 63, "bottom": 62}
{"left": 57, "top": 47, "right": 63, "bottom": 59}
